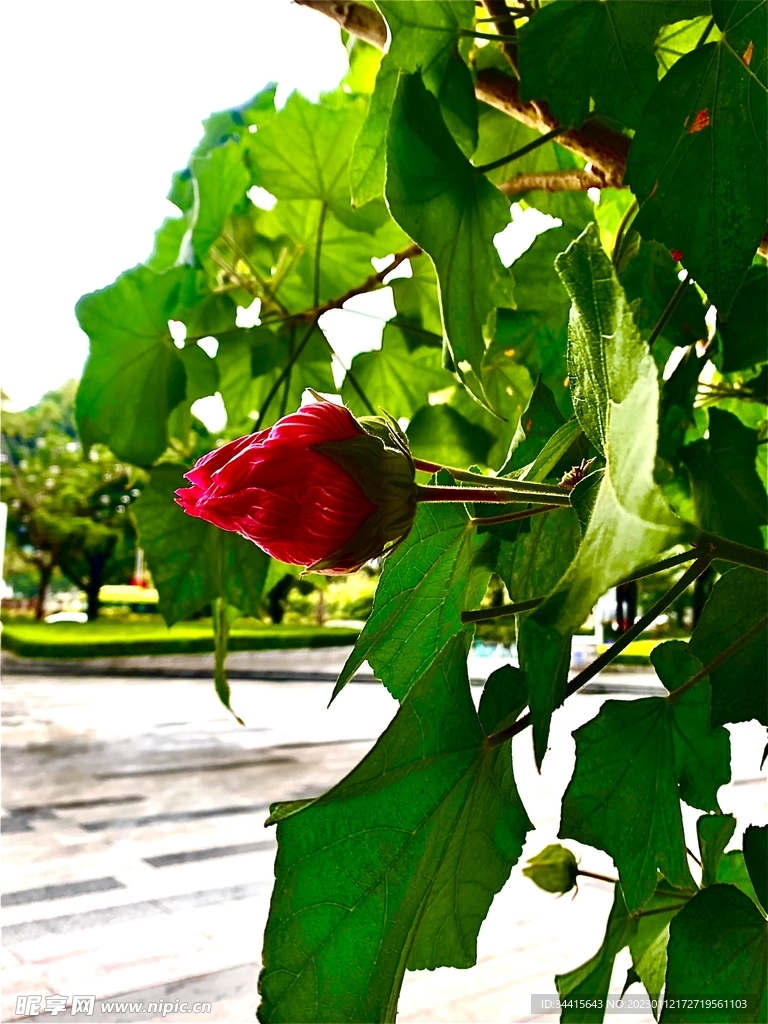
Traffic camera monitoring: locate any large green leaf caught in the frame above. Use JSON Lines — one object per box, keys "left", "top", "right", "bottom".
{"left": 561, "top": 641, "right": 730, "bottom": 910}
{"left": 341, "top": 323, "right": 453, "bottom": 420}
{"left": 258, "top": 635, "right": 532, "bottom": 1023}
{"left": 719, "top": 266, "right": 768, "bottom": 372}
{"left": 626, "top": 3, "right": 768, "bottom": 314}
{"left": 247, "top": 92, "right": 365, "bottom": 219}
{"left": 689, "top": 567, "right": 768, "bottom": 726}
{"left": 518, "top": 0, "right": 708, "bottom": 129}
{"left": 661, "top": 885, "right": 768, "bottom": 1023}
{"left": 678, "top": 409, "right": 767, "bottom": 548}
{"left": 75, "top": 266, "right": 191, "bottom": 465}
{"left": 189, "top": 140, "right": 251, "bottom": 260}
{"left": 334, "top": 487, "right": 497, "bottom": 702}
{"left": 531, "top": 226, "right": 684, "bottom": 638}
{"left": 386, "top": 72, "right": 514, "bottom": 404}
{"left": 349, "top": 1, "right": 477, "bottom": 206}
{"left": 133, "top": 464, "right": 270, "bottom": 626}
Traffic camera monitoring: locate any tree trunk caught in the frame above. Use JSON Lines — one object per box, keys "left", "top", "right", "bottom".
{"left": 86, "top": 552, "right": 107, "bottom": 621}
{"left": 35, "top": 564, "right": 52, "bottom": 621}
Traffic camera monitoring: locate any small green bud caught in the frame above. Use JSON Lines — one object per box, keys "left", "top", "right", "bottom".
{"left": 522, "top": 844, "right": 579, "bottom": 895}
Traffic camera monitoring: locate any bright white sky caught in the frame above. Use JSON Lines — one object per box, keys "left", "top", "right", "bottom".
{"left": 1, "top": 1, "right": 549, "bottom": 417}
{"left": 1, "top": 0, "right": 349, "bottom": 411}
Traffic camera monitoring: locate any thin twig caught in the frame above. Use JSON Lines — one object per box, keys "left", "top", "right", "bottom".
{"left": 667, "top": 613, "right": 768, "bottom": 703}
{"left": 648, "top": 273, "right": 691, "bottom": 348}
{"left": 485, "top": 559, "right": 712, "bottom": 748}
{"left": 471, "top": 503, "right": 561, "bottom": 527}
{"left": 253, "top": 317, "right": 320, "bottom": 432}
{"left": 462, "top": 596, "right": 543, "bottom": 625}
{"left": 475, "top": 127, "right": 567, "bottom": 175}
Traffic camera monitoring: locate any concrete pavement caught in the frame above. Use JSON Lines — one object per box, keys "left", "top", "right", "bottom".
{"left": 2, "top": 649, "right": 766, "bottom": 1022}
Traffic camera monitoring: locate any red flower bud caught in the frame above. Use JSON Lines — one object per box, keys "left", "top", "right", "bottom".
{"left": 175, "top": 402, "right": 418, "bottom": 574}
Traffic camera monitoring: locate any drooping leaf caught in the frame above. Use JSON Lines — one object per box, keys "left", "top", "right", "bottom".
{"left": 168, "top": 344, "right": 221, "bottom": 442}
{"left": 258, "top": 635, "right": 532, "bottom": 1023}
{"left": 75, "top": 266, "right": 192, "bottom": 465}
{"left": 146, "top": 216, "right": 188, "bottom": 272}
{"left": 717, "top": 851, "right": 762, "bottom": 909}
{"left": 389, "top": 254, "right": 443, "bottom": 351}
{"left": 697, "top": 813, "right": 737, "bottom": 888}
{"left": 349, "top": 1, "right": 477, "bottom": 206}
{"left": 189, "top": 140, "right": 252, "bottom": 260}
{"left": 530, "top": 226, "right": 684, "bottom": 640}
{"left": 518, "top": 0, "right": 709, "bottom": 129}
{"left": 556, "top": 885, "right": 637, "bottom": 1024}
{"left": 133, "top": 464, "right": 270, "bottom": 626}
{"left": 497, "top": 508, "right": 581, "bottom": 604}
{"left": 502, "top": 378, "right": 567, "bottom": 476}
{"left": 678, "top": 408, "right": 767, "bottom": 548}
{"left": 334, "top": 486, "right": 497, "bottom": 702}
{"left": 743, "top": 825, "right": 768, "bottom": 915}
{"left": 719, "top": 266, "right": 768, "bottom": 373}
{"left": 561, "top": 640, "right": 730, "bottom": 910}
{"left": 689, "top": 566, "right": 768, "bottom": 727}
{"left": 341, "top": 323, "right": 453, "bottom": 420}
{"left": 626, "top": 3, "right": 768, "bottom": 314}
{"left": 386, "top": 72, "right": 514, "bottom": 405}
{"left": 661, "top": 884, "right": 768, "bottom": 1023}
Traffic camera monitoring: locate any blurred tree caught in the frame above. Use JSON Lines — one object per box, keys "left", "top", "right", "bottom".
{"left": 2, "top": 383, "right": 141, "bottom": 619}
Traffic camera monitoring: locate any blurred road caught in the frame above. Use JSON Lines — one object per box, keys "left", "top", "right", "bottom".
{"left": 2, "top": 650, "right": 766, "bottom": 1023}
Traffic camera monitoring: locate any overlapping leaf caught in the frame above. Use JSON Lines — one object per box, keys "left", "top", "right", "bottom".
{"left": 334, "top": 482, "right": 497, "bottom": 702}
{"left": 532, "top": 225, "right": 684, "bottom": 639}
{"left": 386, "top": 72, "right": 514, "bottom": 406}
{"left": 561, "top": 641, "right": 730, "bottom": 910}
{"left": 689, "top": 567, "right": 768, "bottom": 726}
{"left": 350, "top": 0, "right": 477, "bottom": 206}
{"left": 718, "top": 266, "right": 768, "bottom": 372}
{"left": 76, "top": 266, "right": 192, "bottom": 465}
{"left": 661, "top": 885, "right": 768, "bottom": 1023}
{"left": 518, "top": 0, "right": 708, "bottom": 129}
{"left": 627, "top": 2, "right": 768, "bottom": 313}
{"left": 258, "top": 635, "right": 532, "bottom": 1023}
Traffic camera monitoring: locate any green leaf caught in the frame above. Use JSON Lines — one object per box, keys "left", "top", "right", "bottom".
{"left": 75, "top": 266, "right": 192, "bottom": 465}
{"left": 661, "top": 885, "right": 768, "bottom": 1023}
{"left": 349, "top": 1, "right": 477, "bottom": 206}
{"left": 146, "top": 216, "right": 188, "bottom": 272}
{"left": 334, "top": 491, "right": 497, "bottom": 702}
{"left": 626, "top": 5, "right": 768, "bottom": 315}
{"left": 716, "top": 851, "right": 762, "bottom": 909}
{"left": 341, "top": 323, "right": 453, "bottom": 420}
{"left": 168, "top": 344, "right": 221, "bottom": 443}
{"left": 518, "top": 1, "right": 708, "bottom": 129}
{"left": 502, "top": 379, "right": 567, "bottom": 476}
{"left": 406, "top": 404, "right": 495, "bottom": 469}
{"left": 561, "top": 640, "right": 731, "bottom": 910}
{"left": 530, "top": 225, "right": 684, "bottom": 638}
{"left": 497, "top": 508, "right": 581, "bottom": 604}
{"left": 386, "top": 72, "right": 514, "bottom": 404}
{"left": 743, "top": 826, "right": 768, "bottom": 915}
{"left": 190, "top": 84, "right": 276, "bottom": 162}
{"left": 678, "top": 409, "right": 767, "bottom": 548}
{"left": 478, "top": 663, "right": 528, "bottom": 735}
{"left": 698, "top": 813, "right": 737, "bottom": 887}
{"left": 556, "top": 885, "right": 637, "bottom": 1024}
{"left": 719, "top": 267, "right": 768, "bottom": 373}
{"left": 389, "top": 255, "right": 443, "bottom": 350}
{"left": 619, "top": 239, "right": 708, "bottom": 356}
{"left": 133, "top": 464, "right": 269, "bottom": 626}
{"left": 689, "top": 566, "right": 768, "bottom": 727}
{"left": 247, "top": 92, "right": 365, "bottom": 218}
{"left": 518, "top": 618, "right": 573, "bottom": 769}
{"left": 258, "top": 634, "right": 532, "bottom": 1023}
{"left": 190, "top": 140, "right": 251, "bottom": 260}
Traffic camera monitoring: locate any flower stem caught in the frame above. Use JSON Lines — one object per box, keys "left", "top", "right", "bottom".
{"left": 471, "top": 504, "right": 561, "bottom": 527}
{"left": 462, "top": 596, "right": 543, "bottom": 625}
{"left": 485, "top": 558, "right": 712, "bottom": 748}
{"left": 416, "top": 484, "right": 571, "bottom": 506}
{"left": 648, "top": 272, "right": 690, "bottom": 348}
{"left": 577, "top": 869, "right": 618, "bottom": 884}
{"left": 474, "top": 127, "right": 567, "bottom": 175}
{"left": 412, "top": 458, "right": 565, "bottom": 494}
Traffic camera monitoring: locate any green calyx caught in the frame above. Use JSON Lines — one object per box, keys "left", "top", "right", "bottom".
{"left": 309, "top": 414, "right": 418, "bottom": 573}
{"left": 522, "top": 844, "right": 579, "bottom": 895}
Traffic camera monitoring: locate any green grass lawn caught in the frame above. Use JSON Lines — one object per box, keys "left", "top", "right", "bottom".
{"left": 1, "top": 617, "right": 360, "bottom": 659}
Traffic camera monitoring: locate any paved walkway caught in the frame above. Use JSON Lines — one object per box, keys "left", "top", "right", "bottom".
{"left": 2, "top": 651, "right": 765, "bottom": 1022}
